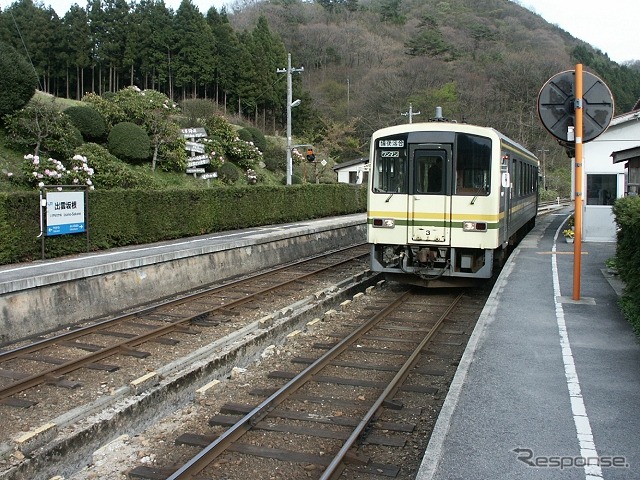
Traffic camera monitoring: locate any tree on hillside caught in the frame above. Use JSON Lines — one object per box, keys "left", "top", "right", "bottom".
{"left": 1, "top": 0, "right": 58, "bottom": 93}
{"left": 0, "top": 42, "right": 38, "bottom": 119}
{"left": 131, "top": 1, "right": 176, "bottom": 94}
{"left": 62, "top": 5, "right": 91, "bottom": 99}
{"left": 102, "top": 0, "right": 132, "bottom": 92}
{"left": 173, "top": 0, "right": 217, "bottom": 99}
{"left": 207, "top": 7, "right": 254, "bottom": 115}
{"left": 5, "top": 99, "right": 82, "bottom": 159}
{"left": 247, "top": 16, "right": 287, "bottom": 127}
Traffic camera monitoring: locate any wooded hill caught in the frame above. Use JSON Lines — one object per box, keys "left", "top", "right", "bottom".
{"left": 2, "top": 0, "right": 640, "bottom": 184}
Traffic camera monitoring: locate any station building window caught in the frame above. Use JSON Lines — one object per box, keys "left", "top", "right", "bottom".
{"left": 586, "top": 174, "right": 617, "bottom": 205}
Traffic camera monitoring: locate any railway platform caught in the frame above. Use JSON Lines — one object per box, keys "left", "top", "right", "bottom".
{"left": 416, "top": 209, "right": 639, "bottom": 480}
{"left": 0, "top": 213, "right": 366, "bottom": 344}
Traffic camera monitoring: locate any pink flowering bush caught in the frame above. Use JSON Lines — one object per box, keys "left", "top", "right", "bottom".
{"left": 246, "top": 168, "right": 257, "bottom": 185}
{"left": 22, "top": 153, "right": 94, "bottom": 189}
{"left": 201, "top": 138, "right": 226, "bottom": 171}
{"left": 227, "top": 137, "right": 263, "bottom": 170}
{"left": 291, "top": 148, "right": 305, "bottom": 164}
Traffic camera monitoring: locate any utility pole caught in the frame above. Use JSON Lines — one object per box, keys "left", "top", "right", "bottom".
{"left": 401, "top": 103, "right": 421, "bottom": 123}
{"left": 277, "top": 53, "right": 304, "bottom": 185}
{"left": 537, "top": 148, "right": 549, "bottom": 190}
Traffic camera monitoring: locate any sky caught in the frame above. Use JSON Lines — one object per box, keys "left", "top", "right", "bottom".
{"left": 519, "top": 0, "right": 639, "bottom": 63}
{"left": 3, "top": 0, "right": 638, "bottom": 63}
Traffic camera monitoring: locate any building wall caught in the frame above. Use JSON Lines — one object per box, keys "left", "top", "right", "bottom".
{"left": 583, "top": 116, "right": 640, "bottom": 242}
{"left": 335, "top": 163, "right": 368, "bottom": 184}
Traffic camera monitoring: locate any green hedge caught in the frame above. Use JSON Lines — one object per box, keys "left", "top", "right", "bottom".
{"left": 612, "top": 196, "right": 640, "bottom": 336}
{"left": 0, "top": 184, "right": 367, "bottom": 264}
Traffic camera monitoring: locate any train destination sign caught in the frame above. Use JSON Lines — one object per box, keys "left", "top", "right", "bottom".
{"left": 537, "top": 70, "right": 614, "bottom": 143}
{"left": 378, "top": 139, "right": 404, "bottom": 148}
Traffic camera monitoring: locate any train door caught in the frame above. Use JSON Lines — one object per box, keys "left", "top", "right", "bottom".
{"left": 501, "top": 154, "right": 512, "bottom": 244}
{"left": 408, "top": 146, "right": 451, "bottom": 244}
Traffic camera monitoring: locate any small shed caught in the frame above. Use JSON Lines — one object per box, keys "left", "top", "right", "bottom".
{"left": 333, "top": 157, "right": 369, "bottom": 185}
{"left": 611, "top": 145, "right": 640, "bottom": 196}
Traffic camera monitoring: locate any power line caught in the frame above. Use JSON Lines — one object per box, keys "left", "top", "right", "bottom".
{"left": 9, "top": 9, "right": 44, "bottom": 92}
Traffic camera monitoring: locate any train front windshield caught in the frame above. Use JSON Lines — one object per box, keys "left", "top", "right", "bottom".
{"left": 372, "top": 139, "right": 408, "bottom": 193}
{"left": 372, "top": 133, "right": 492, "bottom": 196}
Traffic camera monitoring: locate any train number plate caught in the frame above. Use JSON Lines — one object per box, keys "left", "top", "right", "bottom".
{"left": 380, "top": 150, "right": 400, "bottom": 157}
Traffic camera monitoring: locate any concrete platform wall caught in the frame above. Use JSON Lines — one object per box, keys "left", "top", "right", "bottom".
{"left": 0, "top": 220, "right": 366, "bottom": 345}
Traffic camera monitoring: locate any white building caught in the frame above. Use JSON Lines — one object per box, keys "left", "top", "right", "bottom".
{"left": 333, "top": 158, "right": 369, "bottom": 185}
{"left": 582, "top": 106, "right": 640, "bottom": 242}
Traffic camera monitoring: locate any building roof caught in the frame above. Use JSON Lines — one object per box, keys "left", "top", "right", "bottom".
{"left": 611, "top": 146, "right": 640, "bottom": 163}
{"left": 609, "top": 109, "right": 640, "bottom": 127}
{"left": 332, "top": 157, "right": 369, "bottom": 172}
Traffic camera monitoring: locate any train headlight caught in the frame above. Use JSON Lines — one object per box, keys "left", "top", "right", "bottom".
{"left": 373, "top": 218, "right": 395, "bottom": 228}
{"left": 462, "top": 221, "right": 487, "bottom": 232}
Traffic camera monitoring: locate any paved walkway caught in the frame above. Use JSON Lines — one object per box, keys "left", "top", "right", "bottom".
{"left": 416, "top": 210, "right": 639, "bottom": 480}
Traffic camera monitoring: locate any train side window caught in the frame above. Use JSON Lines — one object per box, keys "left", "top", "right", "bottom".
{"left": 455, "top": 133, "right": 491, "bottom": 195}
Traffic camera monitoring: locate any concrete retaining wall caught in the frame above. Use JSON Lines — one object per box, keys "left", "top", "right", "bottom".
{"left": 0, "top": 216, "right": 366, "bottom": 344}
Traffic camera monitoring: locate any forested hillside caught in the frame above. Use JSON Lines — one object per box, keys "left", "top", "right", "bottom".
{"left": 2, "top": 0, "right": 640, "bottom": 191}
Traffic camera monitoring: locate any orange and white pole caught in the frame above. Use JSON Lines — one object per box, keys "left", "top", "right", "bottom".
{"left": 573, "top": 64, "right": 583, "bottom": 300}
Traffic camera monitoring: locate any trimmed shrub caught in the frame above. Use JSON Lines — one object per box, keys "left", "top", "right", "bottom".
{"left": 0, "top": 42, "right": 38, "bottom": 119}
{"left": 205, "top": 115, "right": 236, "bottom": 144}
{"left": 282, "top": 174, "right": 303, "bottom": 185}
{"left": 241, "top": 126, "right": 267, "bottom": 152}
{"left": 81, "top": 92, "right": 127, "bottom": 129}
{"left": 218, "top": 162, "right": 241, "bottom": 184}
{"left": 64, "top": 105, "right": 106, "bottom": 141}
{"left": 263, "top": 143, "right": 286, "bottom": 172}
{"left": 107, "top": 122, "right": 151, "bottom": 162}
{"left": 75, "top": 143, "right": 159, "bottom": 189}
{"left": 237, "top": 128, "right": 252, "bottom": 143}
{"left": 612, "top": 196, "right": 640, "bottom": 336}
{"left": 180, "top": 99, "right": 218, "bottom": 126}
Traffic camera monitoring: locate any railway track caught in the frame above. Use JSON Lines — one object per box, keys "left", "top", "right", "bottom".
{"left": 0, "top": 245, "right": 368, "bottom": 407}
{"left": 0, "top": 244, "right": 374, "bottom": 479}
{"left": 126, "top": 286, "right": 488, "bottom": 480}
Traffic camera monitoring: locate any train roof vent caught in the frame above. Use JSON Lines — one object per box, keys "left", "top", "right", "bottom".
{"left": 429, "top": 106, "right": 455, "bottom": 123}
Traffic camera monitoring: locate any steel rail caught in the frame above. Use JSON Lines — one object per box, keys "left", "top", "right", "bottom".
{"left": 166, "top": 289, "right": 415, "bottom": 479}
{"left": 0, "top": 244, "right": 366, "bottom": 363}
{"left": 0, "top": 246, "right": 367, "bottom": 402}
{"left": 320, "top": 292, "right": 465, "bottom": 480}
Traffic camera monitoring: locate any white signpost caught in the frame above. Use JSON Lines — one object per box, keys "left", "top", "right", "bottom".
{"left": 181, "top": 127, "right": 208, "bottom": 139}
{"left": 187, "top": 155, "right": 211, "bottom": 167}
{"left": 182, "top": 127, "right": 218, "bottom": 183}
{"left": 185, "top": 141, "right": 206, "bottom": 154}
{"left": 46, "top": 191, "right": 86, "bottom": 236}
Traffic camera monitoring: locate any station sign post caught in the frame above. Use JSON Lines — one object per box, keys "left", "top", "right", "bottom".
{"left": 39, "top": 185, "right": 90, "bottom": 259}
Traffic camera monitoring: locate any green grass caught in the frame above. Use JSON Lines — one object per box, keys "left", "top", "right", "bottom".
{"left": 0, "top": 129, "right": 27, "bottom": 192}
{"left": 33, "top": 90, "right": 83, "bottom": 110}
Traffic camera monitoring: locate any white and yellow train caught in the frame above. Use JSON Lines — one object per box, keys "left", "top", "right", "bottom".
{"left": 367, "top": 118, "right": 539, "bottom": 287}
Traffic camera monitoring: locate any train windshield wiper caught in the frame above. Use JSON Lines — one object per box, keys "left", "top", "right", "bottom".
{"left": 470, "top": 183, "right": 488, "bottom": 205}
